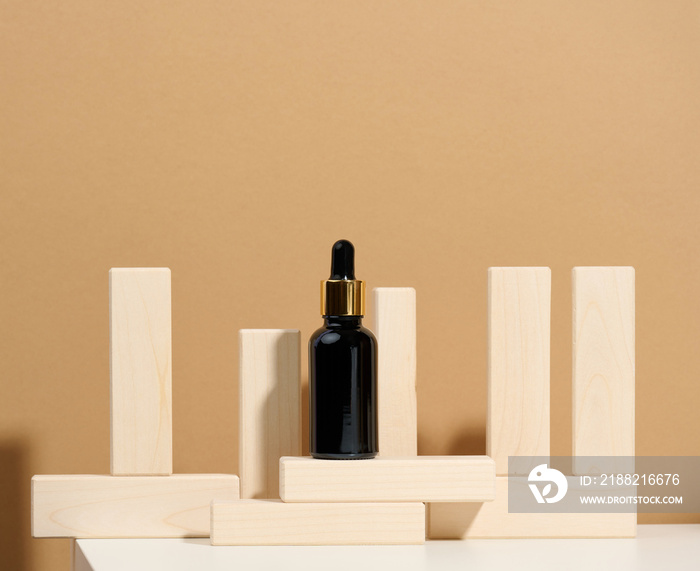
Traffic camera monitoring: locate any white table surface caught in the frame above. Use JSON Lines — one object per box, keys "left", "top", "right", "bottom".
{"left": 75, "top": 524, "right": 700, "bottom": 571}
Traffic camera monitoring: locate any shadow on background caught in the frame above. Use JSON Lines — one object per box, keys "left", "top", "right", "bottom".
{"left": 418, "top": 425, "right": 486, "bottom": 456}
{"left": 445, "top": 427, "right": 486, "bottom": 455}
{"left": 0, "top": 438, "right": 30, "bottom": 571}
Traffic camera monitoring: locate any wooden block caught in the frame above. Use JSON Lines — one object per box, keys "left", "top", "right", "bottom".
{"left": 370, "top": 288, "right": 417, "bottom": 456}
{"left": 487, "top": 267, "right": 551, "bottom": 476}
{"left": 239, "top": 329, "right": 301, "bottom": 499}
{"left": 109, "top": 268, "right": 172, "bottom": 476}
{"left": 280, "top": 456, "right": 495, "bottom": 503}
{"left": 572, "top": 267, "right": 635, "bottom": 474}
{"left": 428, "top": 477, "right": 636, "bottom": 538}
{"left": 210, "top": 500, "right": 425, "bottom": 545}
{"left": 32, "top": 474, "right": 239, "bottom": 538}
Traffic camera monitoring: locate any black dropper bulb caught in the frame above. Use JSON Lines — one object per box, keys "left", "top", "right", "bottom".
{"left": 330, "top": 239, "right": 355, "bottom": 280}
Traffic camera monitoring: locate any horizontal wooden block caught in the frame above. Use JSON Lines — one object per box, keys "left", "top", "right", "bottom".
{"left": 428, "top": 477, "right": 636, "bottom": 538}
{"left": 280, "top": 456, "right": 495, "bottom": 503}
{"left": 210, "top": 500, "right": 425, "bottom": 545}
{"left": 32, "top": 474, "right": 240, "bottom": 538}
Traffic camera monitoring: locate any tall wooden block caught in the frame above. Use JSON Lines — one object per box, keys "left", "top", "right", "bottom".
{"left": 211, "top": 500, "right": 425, "bottom": 545}
{"left": 428, "top": 477, "right": 636, "bottom": 539}
{"left": 280, "top": 456, "right": 495, "bottom": 503}
{"left": 573, "top": 267, "right": 635, "bottom": 473}
{"left": 370, "top": 288, "right": 417, "bottom": 457}
{"left": 487, "top": 267, "right": 551, "bottom": 475}
{"left": 239, "top": 329, "right": 301, "bottom": 499}
{"left": 109, "top": 268, "right": 172, "bottom": 476}
{"left": 32, "top": 474, "right": 240, "bottom": 538}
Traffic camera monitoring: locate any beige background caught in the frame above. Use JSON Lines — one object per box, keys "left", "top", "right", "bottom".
{"left": 1, "top": 1, "right": 699, "bottom": 569}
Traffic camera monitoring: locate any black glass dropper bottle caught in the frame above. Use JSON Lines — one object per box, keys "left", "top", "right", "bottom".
{"left": 309, "top": 239, "right": 378, "bottom": 459}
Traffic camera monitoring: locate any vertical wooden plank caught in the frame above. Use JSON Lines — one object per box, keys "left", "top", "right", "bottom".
{"left": 487, "top": 267, "right": 551, "bottom": 475}
{"left": 239, "top": 329, "right": 300, "bottom": 499}
{"left": 109, "top": 268, "right": 172, "bottom": 476}
{"left": 370, "top": 288, "right": 417, "bottom": 457}
{"left": 573, "top": 267, "right": 635, "bottom": 472}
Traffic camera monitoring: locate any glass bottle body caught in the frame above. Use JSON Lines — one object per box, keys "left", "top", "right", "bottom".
{"left": 309, "top": 315, "right": 378, "bottom": 459}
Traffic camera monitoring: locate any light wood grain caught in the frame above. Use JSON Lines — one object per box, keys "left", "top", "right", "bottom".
{"left": 210, "top": 500, "right": 425, "bottom": 545}
{"left": 239, "top": 329, "right": 301, "bottom": 499}
{"left": 428, "top": 477, "right": 636, "bottom": 538}
{"left": 573, "top": 267, "right": 635, "bottom": 475}
{"left": 109, "top": 268, "right": 172, "bottom": 476}
{"left": 280, "top": 456, "right": 495, "bottom": 503}
{"left": 370, "top": 288, "right": 417, "bottom": 457}
{"left": 487, "top": 267, "right": 551, "bottom": 476}
{"left": 32, "top": 474, "right": 240, "bottom": 538}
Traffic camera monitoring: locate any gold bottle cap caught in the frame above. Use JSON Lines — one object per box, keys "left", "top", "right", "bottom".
{"left": 320, "top": 239, "right": 365, "bottom": 316}
{"left": 321, "top": 279, "right": 365, "bottom": 316}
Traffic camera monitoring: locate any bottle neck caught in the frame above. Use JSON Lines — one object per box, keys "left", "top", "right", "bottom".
{"left": 323, "top": 315, "right": 363, "bottom": 328}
